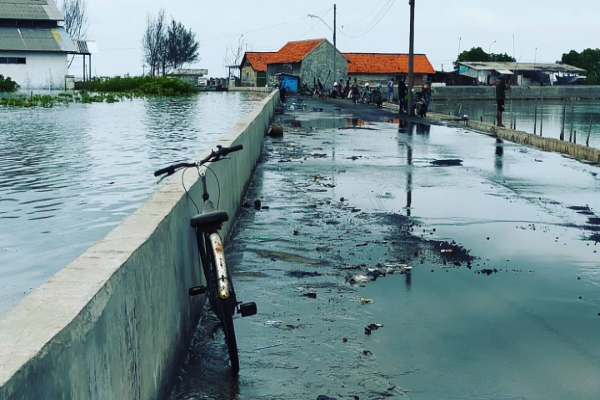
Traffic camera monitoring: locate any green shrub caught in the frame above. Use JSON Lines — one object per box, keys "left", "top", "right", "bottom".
{"left": 85, "top": 76, "right": 196, "bottom": 96}
{"left": 0, "top": 75, "right": 19, "bottom": 92}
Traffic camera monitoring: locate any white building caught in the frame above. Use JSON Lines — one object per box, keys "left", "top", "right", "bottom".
{"left": 0, "top": 0, "right": 76, "bottom": 90}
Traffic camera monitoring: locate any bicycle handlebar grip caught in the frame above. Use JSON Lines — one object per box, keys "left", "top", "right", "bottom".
{"left": 154, "top": 166, "right": 174, "bottom": 177}
{"left": 227, "top": 144, "right": 243, "bottom": 153}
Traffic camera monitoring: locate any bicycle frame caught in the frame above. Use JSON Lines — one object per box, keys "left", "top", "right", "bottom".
{"left": 194, "top": 171, "right": 233, "bottom": 303}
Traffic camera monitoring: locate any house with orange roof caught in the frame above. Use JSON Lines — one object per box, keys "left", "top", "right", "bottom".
{"left": 265, "top": 38, "right": 347, "bottom": 92}
{"left": 343, "top": 53, "right": 435, "bottom": 87}
{"left": 240, "top": 52, "right": 278, "bottom": 87}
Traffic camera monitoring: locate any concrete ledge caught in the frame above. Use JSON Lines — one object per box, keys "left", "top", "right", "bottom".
{"left": 0, "top": 90, "right": 280, "bottom": 399}
{"left": 228, "top": 86, "right": 273, "bottom": 93}
{"left": 432, "top": 85, "right": 600, "bottom": 101}
{"left": 382, "top": 102, "right": 600, "bottom": 165}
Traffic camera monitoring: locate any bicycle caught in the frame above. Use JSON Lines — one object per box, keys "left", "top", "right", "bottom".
{"left": 154, "top": 145, "right": 257, "bottom": 374}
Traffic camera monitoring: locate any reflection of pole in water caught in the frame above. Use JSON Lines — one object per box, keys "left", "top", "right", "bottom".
{"left": 587, "top": 114, "right": 593, "bottom": 147}
{"left": 495, "top": 138, "right": 504, "bottom": 173}
{"left": 406, "top": 145, "right": 413, "bottom": 217}
{"left": 405, "top": 271, "right": 412, "bottom": 290}
{"left": 540, "top": 96, "right": 543, "bottom": 136}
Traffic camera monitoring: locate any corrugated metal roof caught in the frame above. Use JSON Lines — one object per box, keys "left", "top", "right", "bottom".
{"left": 458, "top": 62, "right": 585, "bottom": 73}
{"left": 0, "top": 0, "right": 63, "bottom": 21}
{"left": 0, "top": 26, "right": 76, "bottom": 52}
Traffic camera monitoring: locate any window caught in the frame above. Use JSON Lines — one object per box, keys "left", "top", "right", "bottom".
{"left": 0, "top": 57, "right": 26, "bottom": 64}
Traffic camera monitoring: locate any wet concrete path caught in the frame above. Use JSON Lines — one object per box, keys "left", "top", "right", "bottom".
{"left": 170, "top": 98, "right": 600, "bottom": 400}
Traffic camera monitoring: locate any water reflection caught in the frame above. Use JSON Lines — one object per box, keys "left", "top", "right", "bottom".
{"left": 431, "top": 99, "right": 600, "bottom": 148}
{"left": 404, "top": 272, "right": 412, "bottom": 291}
{"left": 0, "top": 92, "right": 265, "bottom": 315}
{"left": 495, "top": 138, "right": 504, "bottom": 173}
{"left": 416, "top": 123, "right": 431, "bottom": 135}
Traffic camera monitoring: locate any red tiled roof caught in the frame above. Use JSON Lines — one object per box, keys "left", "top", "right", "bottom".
{"left": 343, "top": 53, "right": 435, "bottom": 75}
{"left": 244, "top": 52, "right": 278, "bottom": 72}
{"left": 269, "top": 39, "right": 326, "bottom": 64}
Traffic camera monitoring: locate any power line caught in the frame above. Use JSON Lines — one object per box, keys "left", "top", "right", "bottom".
{"left": 199, "top": 15, "right": 311, "bottom": 43}
{"left": 340, "top": 0, "right": 396, "bottom": 39}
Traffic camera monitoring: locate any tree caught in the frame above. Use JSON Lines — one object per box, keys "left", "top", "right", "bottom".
{"left": 142, "top": 10, "right": 166, "bottom": 76}
{"left": 57, "top": 0, "right": 88, "bottom": 39}
{"left": 561, "top": 49, "right": 600, "bottom": 84}
{"left": 166, "top": 20, "right": 200, "bottom": 70}
{"left": 142, "top": 11, "right": 200, "bottom": 76}
{"left": 223, "top": 36, "right": 245, "bottom": 78}
{"left": 457, "top": 47, "right": 516, "bottom": 63}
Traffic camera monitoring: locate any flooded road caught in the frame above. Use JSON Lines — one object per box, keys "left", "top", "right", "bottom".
{"left": 0, "top": 92, "right": 266, "bottom": 315}
{"left": 430, "top": 98, "right": 600, "bottom": 149}
{"left": 171, "top": 97, "right": 600, "bottom": 399}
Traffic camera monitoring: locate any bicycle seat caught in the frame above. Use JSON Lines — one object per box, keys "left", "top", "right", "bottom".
{"left": 190, "top": 211, "right": 229, "bottom": 228}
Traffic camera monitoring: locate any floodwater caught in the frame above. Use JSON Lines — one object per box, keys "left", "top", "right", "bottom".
{"left": 0, "top": 91, "right": 266, "bottom": 315}
{"left": 170, "top": 98, "right": 600, "bottom": 400}
{"left": 430, "top": 98, "right": 600, "bottom": 149}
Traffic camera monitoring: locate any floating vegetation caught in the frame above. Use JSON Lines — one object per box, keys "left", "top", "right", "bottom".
{"left": 0, "top": 76, "right": 198, "bottom": 108}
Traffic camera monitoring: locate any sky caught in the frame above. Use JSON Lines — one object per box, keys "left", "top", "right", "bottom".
{"left": 75, "top": 0, "right": 600, "bottom": 78}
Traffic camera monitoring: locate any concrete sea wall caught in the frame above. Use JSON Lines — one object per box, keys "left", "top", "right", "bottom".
{"left": 427, "top": 112, "right": 600, "bottom": 165}
{"left": 433, "top": 86, "right": 600, "bottom": 101}
{"left": 0, "top": 90, "right": 279, "bottom": 399}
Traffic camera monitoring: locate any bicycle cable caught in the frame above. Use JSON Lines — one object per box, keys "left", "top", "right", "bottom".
{"left": 182, "top": 167, "right": 200, "bottom": 214}
{"left": 203, "top": 164, "right": 222, "bottom": 209}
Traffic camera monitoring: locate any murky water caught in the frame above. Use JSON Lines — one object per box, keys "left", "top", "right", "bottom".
{"left": 0, "top": 91, "right": 266, "bottom": 315}
{"left": 170, "top": 97, "right": 600, "bottom": 400}
{"left": 430, "top": 99, "right": 600, "bottom": 149}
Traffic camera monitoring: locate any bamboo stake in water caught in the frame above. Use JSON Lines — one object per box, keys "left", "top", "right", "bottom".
{"left": 574, "top": 130, "right": 576, "bottom": 144}
{"left": 569, "top": 98, "right": 575, "bottom": 142}
{"left": 533, "top": 98, "right": 538, "bottom": 135}
{"left": 540, "top": 96, "right": 543, "bottom": 136}
{"left": 587, "top": 114, "right": 593, "bottom": 147}
{"left": 560, "top": 97, "right": 566, "bottom": 141}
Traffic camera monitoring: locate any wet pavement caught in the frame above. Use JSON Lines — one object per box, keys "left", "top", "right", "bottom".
{"left": 170, "top": 97, "right": 600, "bottom": 400}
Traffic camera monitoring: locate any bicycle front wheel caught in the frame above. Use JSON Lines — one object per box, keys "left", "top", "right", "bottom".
{"left": 220, "top": 298, "right": 239, "bottom": 374}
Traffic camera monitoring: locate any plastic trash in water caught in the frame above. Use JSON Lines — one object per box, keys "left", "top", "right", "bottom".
{"left": 349, "top": 274, "right": 370, "bottom": 284}
{"left": 360, "top": 298, "right": 374, "bottom": 304}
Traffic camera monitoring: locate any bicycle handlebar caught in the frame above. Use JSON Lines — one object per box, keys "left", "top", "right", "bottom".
{"left": 153, "top": 144, "right": 244, "bottom": 177}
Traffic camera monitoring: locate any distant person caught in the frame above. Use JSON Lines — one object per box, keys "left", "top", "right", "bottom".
{"left": 387, "top": 78, "right": 395, "bottom": 103}
{"left": 397, "top": 77, "right": 407, "bottom": 113}
{"left": 496, "top": 75, "right": 510, "bottom": 127}
{"left": 317, "top": 78, "right": 324, "bottom": 96}
{"left": 351, "top": 78, "right": 359, "bottom": 105}
{"left": 279, "top": 81, "right": 287, "bottom": 103}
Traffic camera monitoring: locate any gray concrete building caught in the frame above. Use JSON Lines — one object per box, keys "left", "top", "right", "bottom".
{"left": 265, "top": 39, "right": 347, "bottom": 91}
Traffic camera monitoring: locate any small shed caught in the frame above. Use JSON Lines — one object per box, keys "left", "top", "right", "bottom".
{"left": 240, "top": 52, "right": 277, "bottom": 87}
{"left": 276, "top": 73, "right": 299, "bottom": 93}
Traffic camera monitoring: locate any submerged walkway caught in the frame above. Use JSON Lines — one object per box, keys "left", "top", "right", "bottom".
{"left": 170, "top": 97, "right": 600, "bottom": 400}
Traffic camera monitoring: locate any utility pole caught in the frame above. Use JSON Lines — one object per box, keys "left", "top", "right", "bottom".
{"left": 407, "top": 0, "right": 415, "bottom": 116}
{"left": 333, "top": 4, "right": 337, "bottom": 86}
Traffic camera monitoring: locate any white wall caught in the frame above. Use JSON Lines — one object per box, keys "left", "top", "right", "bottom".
{"left": 0, "top": 52, "right": 69, "bottom": 90}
